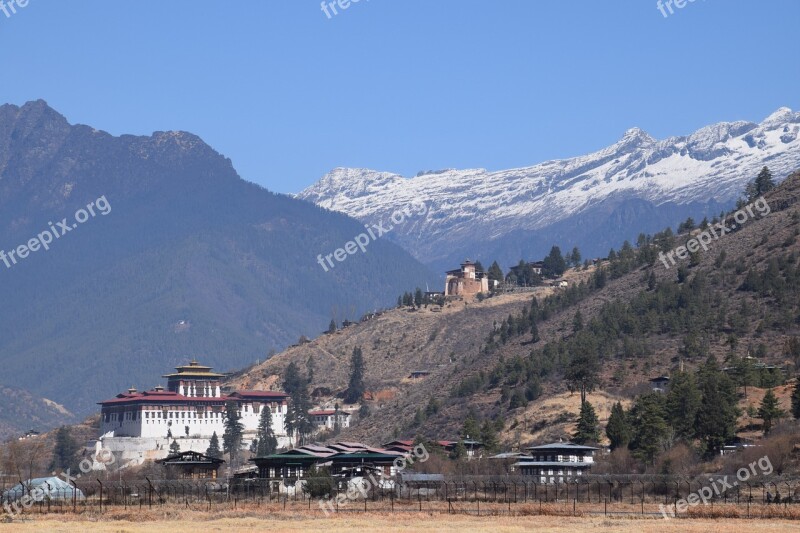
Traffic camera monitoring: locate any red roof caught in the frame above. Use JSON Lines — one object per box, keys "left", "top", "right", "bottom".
{"left": 99, "top": 389, "right": 287, "bottom": 406}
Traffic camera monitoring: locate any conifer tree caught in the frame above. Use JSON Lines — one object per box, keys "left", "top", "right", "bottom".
{"left": 573, "top": 310, "right": 584, "bottom": 332}
{"left": 169, "top": 439, "right": 181, "bottom": 454}
{"left": 628, "top": 393, "right": 669, "bottom": 465}
{"left": 480, "top": 420, "right": 500, "bottom": 453}
{"left": 570, "top": 247, "right": 582, "bottom": 267}
{"left": 223, "top": 401, "right": 245, "bottom": 465}
{"left": 565, "top": 352, "right": 600, "bottom": 405}
{"left": 747, "top": 166, "right": 775, "bottom": 200}
{"left": 449, "top": 440, "right": 467, "bottom": 460}
{"left": 695, "top": 356, "right": 739, "bottom": 457}
{"left": 206, "top": 432, "right": 222, "bottom": 459}
{"left": 572, "top": 400, "right": 600, "bottom": 445}
{"left": 286, "top": 386, "right": 313, "bottom": 446}
{"left": 256, "top": 405, "right": 278, "bottom": 456}
{"left": 344, "top": 346, "right": 366, "bottom": 404}
{"left": 792, "top": 378, "right": 800, "bottom": 420}
{"left": 664, "top": 371, "right": 701, "bottom": 441}
{"left": 327, "top": 319, "right": 337, "bottom": 334}
{"left": 758, "top": 388, "right": 784, "bottom": 435}
{"left": 306, "top": 355, "right": 315, "bottom": 384}
{"left": 283, "top": 362, "right": 303, "bottom": 395}
{"left": 606, "top": 401, "right": 631, "bottom": 450}
{"left": 487, "top": 261, "right": 504, "bottom": 285}
{"left": 50, "top": 426, "right": 79, "bottom": 472}
{"left": 543, "top": 246, "right": 567, "bottom": 277}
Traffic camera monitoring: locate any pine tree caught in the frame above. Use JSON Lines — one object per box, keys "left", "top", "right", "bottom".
{"left": 169, "top": 439, "right": 181, "bottom": 454}
{"left": 695, "top": 356, "right": 739, "bottom": 457}
{"left": 333, "top": 403, "right": 342, "bottom": 434}
{"left": 306, "top": 355, "right": 315, "bottom": 384}
{"left": 449, "top": 440, "right": 467, "bottom": 460}
{"left": 758, "top": 388, "right": 785, "bottom": 435}
{"left": 573, "top": 310, "right": 584, "bottom": 332}
{"left": 570, "top": 247, "right": 582, "bottom": 267}
{"left": 792, "top": 378, "right": 800, "bottom": 420}
{"left": 50, "top": 426, "right": 79, "bottom": 472}
{"left": 665, "top": 371, "right": 701, "bottom": 441}
{"left": 628, "top": 393, "right": 669, "bottom": 465}
{"left": 572, "top": 400, "right": 600, "bottom": 445}
{"left": 287, "top": 386, "right": 313, "bottom": 446}
{"left": 206, "top": 431, "right": 222, "bottom": 459}
{"left": 283, "top": 362, "right": 303, "bottom": 395}
{"left": 747, "top": 166, "right": 775, "bottom": 200}
{"left": 487, "top": 261, "right": 504, "bottom": 285}
{"left": 223, "top": 401, "right": 245, "bottom": 465}
{"left": 565, "top": 352, "right": 600, "bottom": 405}
{"left": 414, "top": 287, "right": 424, "bottom": 307}
{"left": 462, "top": 412, "right": 481, "bottom": 440}
{"left": 606, "top": 401, "right": 631, "bottom": 450}
{"left": 344, "top": 346, "right": 365, "bottom": 404}
{"left": 327, "top": 319, "right": 337, "bottom": 334}
{"left": 480, "top": 420, "right": 500, "bottom": 454}
{"left": 542, "top": 246, "right": 567, "bottom": 278}
{"left": 255, "top": 405, "right": 278, "bottom": 456}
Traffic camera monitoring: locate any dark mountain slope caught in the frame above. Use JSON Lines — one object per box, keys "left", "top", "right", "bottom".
{"left": 0, "top": 100, "right": 436, "bottom": 431}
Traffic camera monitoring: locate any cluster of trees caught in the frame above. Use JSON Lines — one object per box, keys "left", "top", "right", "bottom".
{"left": 604, "top": 359, "right": 798, "bottom": 464}
{"left": 483, "top": 261, "right": 793, "bottom": 414}
{"left": 397, "top": 288, "right": 443, "bottom": 308}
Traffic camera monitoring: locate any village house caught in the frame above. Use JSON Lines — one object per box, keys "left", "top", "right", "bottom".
{"left": 251, "top": 442, "right": 406, "bottom": 494}
{"left": 649, "top": 376, "right": 670, "bottom": 393}
{"left": 514, "top": 442, "right": 598, "bottom": 483}
{"left": 156, "top": 450, "right": 224, "bottom": 480}
{"left": 444, "top": 260, "right": 491, "bottom": 297}
{"left": 309, "top": 409, "right": 351, "bottom": 431}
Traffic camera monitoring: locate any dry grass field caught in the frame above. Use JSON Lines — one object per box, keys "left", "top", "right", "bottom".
{"left": 1, "top": 513, "right": 799, "bottom": 532}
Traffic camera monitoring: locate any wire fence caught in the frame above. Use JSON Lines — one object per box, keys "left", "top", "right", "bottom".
{"left": 2, "top": 475, "right": 799, "bottom": 518}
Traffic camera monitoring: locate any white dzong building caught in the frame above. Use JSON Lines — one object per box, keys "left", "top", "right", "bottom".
{"left": 97, "top": 361, "right": 291, "bottom": 465}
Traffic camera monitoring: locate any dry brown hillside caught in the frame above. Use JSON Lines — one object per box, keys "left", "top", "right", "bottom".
{"left": 229, "top": 171, "right": 800, "bottom": 448}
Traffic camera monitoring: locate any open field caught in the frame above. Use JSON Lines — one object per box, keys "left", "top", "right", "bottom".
{"left": 1, "top": 513, "right": 799, "bottom": 532}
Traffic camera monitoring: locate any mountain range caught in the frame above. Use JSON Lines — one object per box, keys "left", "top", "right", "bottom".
{"left": 299, "top": 108, "right": 800, "bottom": 271}
{"left": 0, "top": 100, "right": 435, "bottom": 437}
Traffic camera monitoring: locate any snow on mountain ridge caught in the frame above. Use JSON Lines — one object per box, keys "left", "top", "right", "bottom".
{"left": 299, "top": 108, "right": 800, "bottom": 263}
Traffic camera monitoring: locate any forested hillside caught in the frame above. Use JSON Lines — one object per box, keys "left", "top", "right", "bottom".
{"left": 233, "top": 169, "right": 800, "bottom": 473}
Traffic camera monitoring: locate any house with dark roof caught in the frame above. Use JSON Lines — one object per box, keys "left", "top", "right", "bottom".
{"left": 514, "top": 442, "right": 598, "bottom": 483}
{"left": 156, "top": 450, "right": 224, "bottom": 480}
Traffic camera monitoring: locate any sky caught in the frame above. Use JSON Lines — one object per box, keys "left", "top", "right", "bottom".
{"left": 1, "top": 0, "right": 798, "bottom": 194}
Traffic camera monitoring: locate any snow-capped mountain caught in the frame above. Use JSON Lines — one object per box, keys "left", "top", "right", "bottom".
{"left": 299, "top": 108, "right": 800, "bottom": 271}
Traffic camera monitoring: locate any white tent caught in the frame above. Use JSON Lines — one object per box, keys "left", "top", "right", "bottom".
{"left": 1, "top": 477, "right": 85, "bottom": 502}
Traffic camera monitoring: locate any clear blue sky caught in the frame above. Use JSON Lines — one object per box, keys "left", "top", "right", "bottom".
{"left": 1, "top": 0, "right": 798, "bottom": 194}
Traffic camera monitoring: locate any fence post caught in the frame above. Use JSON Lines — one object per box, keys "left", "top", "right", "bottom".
{"left": 97, "top": 479, "right": 103, "bottom": 514}
{"left": 146, "top": 477, "right": 153, "bottom": 509}
{"left": 71, "top": 481, "right": 77, "bottom": 513}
